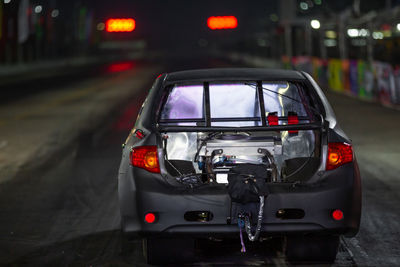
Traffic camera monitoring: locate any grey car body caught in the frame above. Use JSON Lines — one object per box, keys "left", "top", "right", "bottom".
{"left": 118, "top": 68, "right": 361, "bottom": 264}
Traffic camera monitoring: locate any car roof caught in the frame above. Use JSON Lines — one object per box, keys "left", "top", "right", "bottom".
{"left": 164, "top": 68, "right": 306, "bottom": 83}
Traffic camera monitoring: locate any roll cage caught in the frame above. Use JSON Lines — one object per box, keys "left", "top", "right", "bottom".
{"left": 156, "top": 80, "right": 326, "bottom": 133}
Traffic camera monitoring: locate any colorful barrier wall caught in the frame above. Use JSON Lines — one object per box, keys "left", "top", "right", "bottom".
{"left": 282, "top": 56, "right": 400, "bottom": 107}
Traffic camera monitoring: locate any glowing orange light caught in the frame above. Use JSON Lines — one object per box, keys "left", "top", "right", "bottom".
{"left": 106, "top": 18, "right": 136, "bottom": 32}
{"left": 328, "top": 152, "right": 340, "bottom": 165}
{"left": 207, "top": 16, "right": 238, "bottom": 30}
{"left": 144, "top": 151, "right": 158, "bottom": 169}
{"left": 326, "top": 143, "right": 353, "bottom": 170}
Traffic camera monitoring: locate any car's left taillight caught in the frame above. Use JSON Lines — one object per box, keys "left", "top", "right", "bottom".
{"left": 326, "top": 142, "right": 353, "bottom": 170}
{"left": 130, "top": 146, "right": 160, "bottom": 173}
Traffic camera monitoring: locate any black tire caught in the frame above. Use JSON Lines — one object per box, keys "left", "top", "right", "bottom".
{"left": 143, "top": 237, "right": 196, "bottom": 265}
{"left": 284, "top": 235, "right": 340, "bottom": 264}
{"left": 120, "top": 225, "right": 134, "bottom": 255}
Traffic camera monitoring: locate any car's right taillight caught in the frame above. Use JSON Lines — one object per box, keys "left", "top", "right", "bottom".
{"left": 326, "top": 142, "right": 353, "bottom": 170}
{"left": 130, "top": 146, "right": 160, "bottom": 173}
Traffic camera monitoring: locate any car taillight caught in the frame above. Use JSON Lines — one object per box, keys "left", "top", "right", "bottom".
{"left": 288, "top": 112, "right": 299, "bottom": 134}
{"left": 130, "top": 146, "right": 160, "bottom": 173}
{"left": 326, "top": 143, "right": 353, "bottom": 170}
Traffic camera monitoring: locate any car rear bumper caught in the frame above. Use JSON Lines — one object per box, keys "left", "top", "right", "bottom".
{"left": 119, "top": 163, "right": 361, "bottom": 239}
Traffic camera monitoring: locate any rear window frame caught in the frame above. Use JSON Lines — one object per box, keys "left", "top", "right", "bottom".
{"left": 156, "top": 80, "right": 323, "bottom": 129}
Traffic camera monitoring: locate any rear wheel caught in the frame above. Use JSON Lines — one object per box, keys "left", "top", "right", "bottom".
{"left": 120, "top": 223, "right": 135, "bottom": 256}
{"left": 284, "top": 235, "right": 340, "bottom": 264}
{"left": 143, "top": 237, "right": 195, "bottom": 265}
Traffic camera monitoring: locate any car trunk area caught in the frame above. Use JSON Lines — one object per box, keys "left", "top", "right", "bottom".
{"left": 161, "top": 129, "right": 322, "bottom": 186}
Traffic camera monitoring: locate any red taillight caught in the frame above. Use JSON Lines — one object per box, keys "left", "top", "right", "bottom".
{"left": 130, "top": 146, "right": 160, "bottom": 173}
{"left": 207, "top": 16, "right": 238, "bottom": 30}
{"left": 106, "top": 18, "right": 136, "bottom": 32}
{"left": 332, "top": 209, "right": 344, "bottom": 221}
{"left": 326, "top": 143, "right": 353, "bottom": 170}
{"left": 267, "top": 112, "right": 278, "bottom": 126}
{"left": 145, "top": 213, "right": 156, "bottom": 223}
{"left": 107, "top": 62, "right": 134, "bottom": 73}
{"left": 288, "top": 112, "right": 299, "bottom": 134}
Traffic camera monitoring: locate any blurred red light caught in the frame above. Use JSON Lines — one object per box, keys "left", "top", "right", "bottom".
{"left": 326, "top": 143, "right": 353, "bottom": 170}
{"left": 207, "top": 16, "right": 238, "bottom": 30}
{"left": 381, "top": 24, "right": 391, "bottom": 31}
{"left": 107, "top": 62, "right": 134, "bottom": 73}
{"left": 106, "top": 18, "right": 136, "bottom": 32}
{"left": 130, "top": 146, "right": 160, "bottom": 173}
{"left": 145, "top": 213, "right": 156, "bottom": 223}
{"left": 135, "top": 129, "right": 144, "bottom": 139}
{"left": 332, "top": 209, "right": 344, "bottom": 221}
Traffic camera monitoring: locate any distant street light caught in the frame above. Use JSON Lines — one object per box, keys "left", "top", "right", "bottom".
{"left": 372, "top": 31, "right": 384, "bottom": 39}
{"left": 97, "top": 23, "right": 105, "bottom": 31}
{"left": 269, "top": 14, "right": 279, "bottom": 22}
{"left": 51, "top": 9, "right": 59, "bottom": 18}
{"left": 325, "top": 30, "right": 337, "bottom": 39}
{"left": 347, "top": 29, "right": 359, "bottom": 37}
{"left": 300, "top": 2, "right": 309, "bottom": 10}
{"left": 310, "top": 20, "right": 320, "bottom": 29}
{"left": 34, "top": 5, "right": 42, "bottom": 14}
{"left": 397, "top": 23, "right": 400, "bottom": 31}
{"left": 359, "top": 29, "right": 369, "bottom": 37}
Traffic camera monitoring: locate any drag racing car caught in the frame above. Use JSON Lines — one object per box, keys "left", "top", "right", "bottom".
{"left": 118, "top": 68, "right": 361, "bottom": 264}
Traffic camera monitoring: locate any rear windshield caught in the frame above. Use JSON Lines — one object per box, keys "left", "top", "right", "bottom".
{"left": 159, "top": 81, "right": 314, "bottom": 126}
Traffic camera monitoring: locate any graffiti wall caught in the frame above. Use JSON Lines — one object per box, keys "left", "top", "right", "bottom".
{"left": 283, "top": 56, "right": 400, "bottom": 107}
